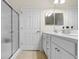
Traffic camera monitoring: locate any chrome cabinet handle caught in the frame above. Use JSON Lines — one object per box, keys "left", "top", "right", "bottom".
{"left": 47, "top": 48, "right": 50, "bottom": 49}
{"left": 57, "top": 49, "right": 60, "bottom": 52}
{"left": 55, "top": 48, "right": 60, "bottom": 52}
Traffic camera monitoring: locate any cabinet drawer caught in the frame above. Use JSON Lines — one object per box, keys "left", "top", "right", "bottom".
{"left": 51, "top": 36, "right": 76, "bottom": 56}
{"left": 51, "top": 42, "right": 75, "bottom": 59}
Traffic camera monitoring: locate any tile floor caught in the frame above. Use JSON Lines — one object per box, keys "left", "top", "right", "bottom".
{"left": 16, "top": 51, "right": 47, "bottom": 59}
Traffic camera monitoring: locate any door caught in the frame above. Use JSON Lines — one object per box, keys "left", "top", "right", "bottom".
{"left": 51, "top": 42, "right": 58, "bottom": 59}
{"left": 1, "top": 1, "right": 12, "bottom": 59}
{"left": 12, "top": 10, "right": 19, "bottom": 54}
{"left": 20, "top": 9, "right": 41, "bottom": 50}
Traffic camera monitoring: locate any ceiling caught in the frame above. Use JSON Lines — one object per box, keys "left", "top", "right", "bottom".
{"left": 6, "top": 0, "right": 78, "bottom": 12}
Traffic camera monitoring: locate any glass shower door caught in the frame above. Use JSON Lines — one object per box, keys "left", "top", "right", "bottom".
{"left": 1, "top": 1, "right": 12, "bottom": 59}
{"left": 12, "top": 10, "right": 19, "bottom": 54}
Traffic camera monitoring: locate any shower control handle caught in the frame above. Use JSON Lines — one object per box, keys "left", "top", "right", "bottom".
{"left": 36, "top": 30, "right": 41, "bottom": 33}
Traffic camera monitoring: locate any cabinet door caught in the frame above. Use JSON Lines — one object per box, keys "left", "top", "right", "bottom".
{"left": 46, "top": 38, "right": 50, "bottom": 59}
{"left": 43, "top": 37, "right": 47, "bottom": 54}
{"left": 47, "top": 48, "right": 50, "bottom": 59}
{"left": 51, "top": 42, "right": 75, "bottom": 59}
{"left": 51, "top": 42, "right": 60, "bottom": 59}
{"left": 43, "top": 33, "right": 51, "bottom": 55}
{"left": 42, "top": 34, "right": 47, "bottom": 54}
{"left": 46, "top": 39, "right": 50, "bottom": 49}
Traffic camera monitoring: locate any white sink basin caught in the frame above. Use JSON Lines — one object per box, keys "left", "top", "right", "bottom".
{"left": 67, "top": 34, "right": 78, "bottom": 37}
{"left": 57, "top": 30, "right": 78, "bottom": 39}
{"left": 68, "top": 30, "right": 78, "bottom": 37}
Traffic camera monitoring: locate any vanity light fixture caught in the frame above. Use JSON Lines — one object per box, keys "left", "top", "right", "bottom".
{"left": 60, "top": 0, "right": 65, "bottom": 4}
{"left": 54, "top": 0, "right": 59, "bottom": 4}
{"left": 54, "top": 0, "right": 65, "bottom": 4}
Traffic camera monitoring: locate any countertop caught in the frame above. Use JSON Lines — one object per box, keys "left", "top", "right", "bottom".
{"left": 43, "top": 31, "right": 78, "bottom": 40}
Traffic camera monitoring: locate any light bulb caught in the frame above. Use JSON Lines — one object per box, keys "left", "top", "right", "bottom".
{"left": 60, "top": 0, "right": 65, "bottom": 4}
{"left": 54, "top": 0, "right": 65, "bottom": 4}
{"left": 54, "top": 0, "right": 59, "bottom": 4}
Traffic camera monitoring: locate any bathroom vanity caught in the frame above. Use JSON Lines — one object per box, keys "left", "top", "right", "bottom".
{"left": 42, "top": 32, "right": 78, "bottom": 59}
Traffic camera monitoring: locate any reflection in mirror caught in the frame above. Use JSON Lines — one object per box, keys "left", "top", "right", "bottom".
{"left": 45, "top": 13, "right": 54, "bottom": 25}
{"left": 55, "top": 13, "right": 63, "bottom": 25}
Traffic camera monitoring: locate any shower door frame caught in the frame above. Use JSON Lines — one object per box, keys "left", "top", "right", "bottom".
{"left": 2, "top": 0, "right": 20, "bottom": 59}
{"left": 11, "top": 9, "right": 20, "bottom": 55}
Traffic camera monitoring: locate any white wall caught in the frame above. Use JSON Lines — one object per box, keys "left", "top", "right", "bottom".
{"left": 41, "top": 8, "right": 78, "bottom": 32}
{"left": 20, "top": 8, "right": 78, "bottom": 50}
{"left": 63, "top": 8, "right": 78, "bottom": 29}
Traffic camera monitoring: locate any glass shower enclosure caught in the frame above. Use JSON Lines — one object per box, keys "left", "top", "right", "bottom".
{"left": 1, "top": 0, "right": 19, "bottom": 59}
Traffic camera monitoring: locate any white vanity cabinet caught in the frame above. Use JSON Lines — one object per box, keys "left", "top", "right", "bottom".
{"left": 51, "top": 42, "right": 75, "bottom": 59}
{"left": 42, "top": 33, "right": 77, "bottom": 59}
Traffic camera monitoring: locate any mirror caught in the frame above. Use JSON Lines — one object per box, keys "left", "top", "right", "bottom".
{"left": 45, "top": 13, "right": 54, "bottom": 25}
{"left": 45, "top": 12, "right": 63, "bottom": 25}
{"left": 55, "top": 13, "right": 63, "bottom": 25}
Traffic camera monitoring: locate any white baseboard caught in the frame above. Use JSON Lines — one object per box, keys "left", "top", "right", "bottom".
{"left": 11, "top": 49, "right": 21, "bottom": 59}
